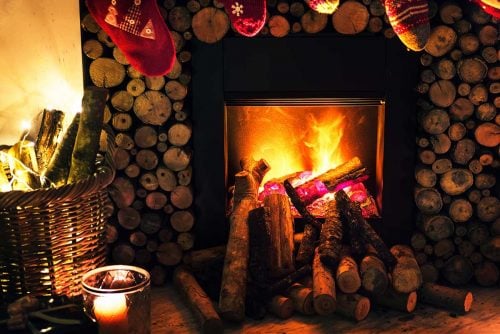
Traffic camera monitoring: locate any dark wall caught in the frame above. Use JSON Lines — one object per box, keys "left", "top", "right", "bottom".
{"left": 192, "top": 35, "right": 419, "bottom": 247}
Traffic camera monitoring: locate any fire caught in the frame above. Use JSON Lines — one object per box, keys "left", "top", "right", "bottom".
{"left": 226, "top": 105, "right": 348, "bottom": 186}
{"left": 304, "top": 113, "right": 346, "bottom": 176}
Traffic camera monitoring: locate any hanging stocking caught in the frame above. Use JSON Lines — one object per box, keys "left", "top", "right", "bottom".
{"left": 86, "top": 0, "right": 175, "bottom": 76}
{"left": 221, "top": 0, "right": 267, "bottom": 37}
{"left": 305, "top": 0, "right": 339, "bottom": 15}
{"left": 384, "top": 0, "right": 430, "bottom": 51}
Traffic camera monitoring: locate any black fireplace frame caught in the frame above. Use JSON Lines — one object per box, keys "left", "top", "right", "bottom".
{"left": 191, "top": 35, "right": 419, "bottom": 248}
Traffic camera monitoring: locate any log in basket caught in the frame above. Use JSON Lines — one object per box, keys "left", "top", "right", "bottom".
{"left": 0, "top": 128, "right": 116, "bottom": 302}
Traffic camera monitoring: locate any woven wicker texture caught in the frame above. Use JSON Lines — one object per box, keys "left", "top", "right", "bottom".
{"left": 0, "top": 127, "right": 116, "bottom": 302}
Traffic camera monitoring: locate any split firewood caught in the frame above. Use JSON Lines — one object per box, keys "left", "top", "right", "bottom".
{"left": 67, "top": 87, "right": 107, "bottom": 183}
{"left": 263, "top": 193, "right": 295, "bottom": 278}
{"left": 296, "top": 223, "right": 319, "bottom": 265}
{"left": 419, "top": 283, "right": 473, "bottom": 314}
{"left": 371, "top": 287, "right": 417, "bottom": 313}
{"left": 390, "top": 245, "right": 423, "bottom": 294}
{"left": 318, "top": 199, "right": 343, "bottom": 266}
{"left": 286, "top": 283, "right": 315, "bottom": 315}
{"left": 267, "top": 295, "right": 294, "bottom": 319}
{"left": 43, "top": 113, "right": 80, "bottom": 186}
{"left": 219, "top": 158, "right": 269, "bottom": 322}
{"left": 312, "top": 248, "right": 336, "bottom": 315}
{"left": 335, "top": 293, "right": 370, "bottom": 322}
{"left": 173, "top": 266, "right": 223, "bottom": 334}
{"left": 34, "top": 109, "right": 64, "bottom": 173}
{"left": 336, "top": 190, "right": 396, "bottom": 268}
{"left": 360, "top": 254, "right": 388, "bottom": 295}
{"left": 336, "top": 248, "right": 361, "bottom": 294}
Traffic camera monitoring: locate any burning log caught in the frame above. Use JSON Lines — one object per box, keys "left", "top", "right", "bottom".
{"left": 419, "top": 283, "right": 473, "bottom": 314}
{"left": 312, "top": 248, "right": 336, "bottom": 315}
{"left": 219, "top": 158, "right": 269, "bottom": 322}
{"left": 335, "top": 190, "right": 396, "bottom": 268}
{"left": 290, "top": 157, "right": 367, "bottom": 206}
{"left": 173, "top": 266, "right": 224, "bottom": 334}
{"left": 284, "top": 179, "right": 322, "bottom": 230}
{"left": 318, "top": 199, "right": 343, "bottom": 266}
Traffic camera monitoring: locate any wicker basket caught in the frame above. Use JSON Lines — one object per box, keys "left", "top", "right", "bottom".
{"left": 0, "top": 129, "right": 116, "bottom": 303}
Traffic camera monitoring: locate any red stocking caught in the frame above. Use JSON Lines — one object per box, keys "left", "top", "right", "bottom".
{"left": 384, "top": 0, "right": 430, "bottom": 51}
{"left": 86, "top": 0, "right": 176, "bottom": 76}
{"left": 221, "top": 0, "right": 267, "bottom": 37}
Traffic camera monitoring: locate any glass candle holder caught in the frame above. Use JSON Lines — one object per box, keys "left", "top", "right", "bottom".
{"left": 82, "top": 265, "right": 151, "bottom": 334}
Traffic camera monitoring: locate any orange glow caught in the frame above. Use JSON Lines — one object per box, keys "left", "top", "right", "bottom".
{"left": 226, "top": 106, "right": 348, "bottom": 186}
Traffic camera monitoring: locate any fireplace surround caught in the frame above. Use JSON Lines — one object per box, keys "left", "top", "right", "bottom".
{"left": 191, "top": 35, "right": 420, "bottom": 248}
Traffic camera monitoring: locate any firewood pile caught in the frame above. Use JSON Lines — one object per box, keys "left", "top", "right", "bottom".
{"left": 412, "top": 2, "right": 499, "bottom": 287}
{"left": 173, "top": 158, "right": 475, "bottom": 333}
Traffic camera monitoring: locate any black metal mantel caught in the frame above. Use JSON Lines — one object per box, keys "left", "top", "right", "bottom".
{"left": 191, "top": 35, "right": 419, "bottom": 248}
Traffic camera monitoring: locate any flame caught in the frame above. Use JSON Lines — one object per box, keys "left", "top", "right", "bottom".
{"left": 304, "top": 113, "right": 346, "bottom": 176}
{"left": 227, "top": 105, "right": 347, "bottom": 186}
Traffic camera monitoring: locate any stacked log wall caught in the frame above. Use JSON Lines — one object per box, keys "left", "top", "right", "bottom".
{"left": 80, "top": 0, "right": 498, "bottom": 286}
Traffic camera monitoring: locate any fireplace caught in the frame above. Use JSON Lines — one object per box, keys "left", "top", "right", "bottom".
{"left": 191, "top": 35, "right": 419, "bottom": 248}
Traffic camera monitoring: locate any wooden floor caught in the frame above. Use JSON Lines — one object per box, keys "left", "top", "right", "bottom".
{"left": 151, "top": 285, "right": 500, "bottom": 334}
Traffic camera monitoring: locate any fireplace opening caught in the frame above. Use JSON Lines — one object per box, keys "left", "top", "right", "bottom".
{"left": 225, "top": 98, "right": 385, "bottom": 218}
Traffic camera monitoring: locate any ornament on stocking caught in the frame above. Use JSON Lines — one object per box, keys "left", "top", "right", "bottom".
{"left": 86, "top": 0, "right": 176, "bottom": 76}
{"left": 221, "top": 0, "right": 267, "bottom": 37}
{"left": 305, "top": 0, "right": 339, "bottom": 15}
{"left": 384, "top": 0, "right": 430, "bottom": 51}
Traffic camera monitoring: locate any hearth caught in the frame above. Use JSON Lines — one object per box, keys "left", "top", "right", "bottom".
{"left": 192, "top": 35, "right": 419, "bottom": 248}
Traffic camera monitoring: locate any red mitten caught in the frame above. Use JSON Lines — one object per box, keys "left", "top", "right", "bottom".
{"left": 86, "top": 0, "right": 175, "bottom": 76}
{"left": 305, "top": 0, "right": 339, "bottom": 14}
{"left": 221, "top": 0, "right": 267, "bottom": 37}
{"left": 384, "top": 0, "right": 430, "bottom": 51}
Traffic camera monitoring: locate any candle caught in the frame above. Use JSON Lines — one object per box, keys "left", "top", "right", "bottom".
{"left": 93, "top": 294, "right": 128, "bottom": 334}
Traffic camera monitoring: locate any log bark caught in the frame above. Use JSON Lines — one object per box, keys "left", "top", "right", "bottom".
{"left": 286, "top": 283, "right": 314, "bottom": 315}
{"left": 419, "top": 282, "right": 473, "bottom": 313}
{"left": 192, "top": 8, "right": 229, "bottom": 43}
{"left": 248, "top": 206, "right": 271, "bottom": 285}
{"left": 371, "top": 288, "right": 417, "bottom": 313}
{"left": 336, "top": 249, "right": 361, "bottom": 294}
{"left": 332, "top": 1, "right": 369, "bottom": 35}
{"left": 335, "top": 293, "right": 370, "bottom": 322}
{"left": 318, "top": 199, "right": 343, "bottom": 266}
{"left": 183, "top": 245, "right": 226, "bottom": 271}
{"left": 390, "top": 245, "right": 423, "bottom": 293}
{"left": 296, "top": 223, "right": 319, "bottom": 265}
{"left": 336, "top": 190, "right": 396, "bottom": 268}
{"left": 312, "top": 248, "right": 336, "bottom": 315}
{"left": 264, "top": 193, "right": 295, "bottom": 278}
{"left": 360, "top": 254, "right": 388, "bottom": 295}
{"left": 173, "top": 266, "right": 224, "bottom": 334}
{"left": 43, "top": 113, "right": 80, "bottom": 186}
{"left": 267, "top": 295, "right": 294, "bottom": 319}
{"left": 268, "top": 264, "right": 312, "bottom": 295}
